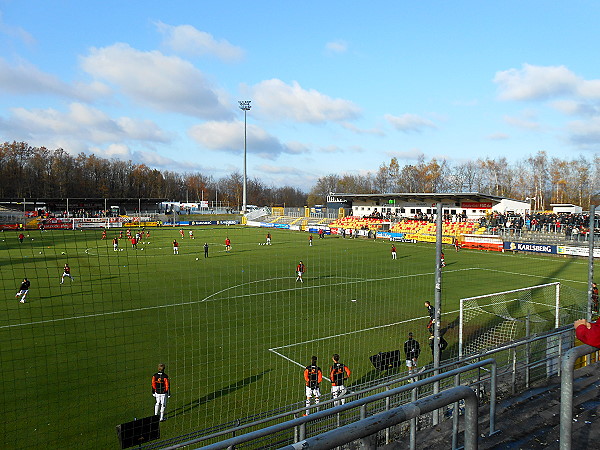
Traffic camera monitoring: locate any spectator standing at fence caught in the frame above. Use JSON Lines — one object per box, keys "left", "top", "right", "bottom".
{"left": 330, "top": 354, "right": 351, "bottom": 406}
{"left": 303, "top": 356, "right": 322, "bottom": 415}
{"left": 151, "top": 363, "right": 170, "bottom": 421}
{"left": 574, "top": 318, "right": 600, "bottom": 347}
{"left": 404, "top": 332, "right": 421, "bottom": 379}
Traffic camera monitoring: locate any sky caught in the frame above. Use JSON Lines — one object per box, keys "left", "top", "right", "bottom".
{"left": 1, "top": 1, "right": 599, "bottom": 191}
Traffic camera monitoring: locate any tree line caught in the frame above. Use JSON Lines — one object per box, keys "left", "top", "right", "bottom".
{"left": 2, "top": 141, "right": 599, "bottom": 210}
{"left": 308, "top": 153, "right": 600, "bottom": 211}
{"left": 0, "top": 142, "right": 306, "bottom": 208}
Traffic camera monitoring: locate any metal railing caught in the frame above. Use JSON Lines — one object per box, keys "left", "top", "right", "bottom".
{"left": 559, "top": 344, "right": 600, "bottom": 450}
{"left": 142, "top": 326, "right": 579, "bottom": 449}
{"left": 277, "top": 386, "right": 479, "bottom": 450}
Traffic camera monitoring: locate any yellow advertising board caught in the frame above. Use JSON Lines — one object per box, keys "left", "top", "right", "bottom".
{"left": 406, "top": 233, "right": 454, "bottom": 244}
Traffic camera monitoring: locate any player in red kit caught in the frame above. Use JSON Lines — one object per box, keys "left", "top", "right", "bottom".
{"left": 173, "top": 240, "right": 179, "bottom": 254}
{"left": 225, "top": 237, "right": 231, "bottom": 252}
{"left": 60, "top": 263, "right": 74, "bottom": 284}
{"left": 296, "top": 261, "right": 305, "bottom": 283}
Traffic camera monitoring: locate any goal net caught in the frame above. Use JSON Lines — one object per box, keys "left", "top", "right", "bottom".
{"left": 458, "top": 282, "right": 584, "bottom": 358}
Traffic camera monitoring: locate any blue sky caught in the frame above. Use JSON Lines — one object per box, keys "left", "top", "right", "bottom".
{"left": 1, "top": 1, "right": 599, "bottom": 190}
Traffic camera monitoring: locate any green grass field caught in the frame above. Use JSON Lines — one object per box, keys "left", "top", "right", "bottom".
{"left": 0, "top": 225, "right": 589, "bottom": 448}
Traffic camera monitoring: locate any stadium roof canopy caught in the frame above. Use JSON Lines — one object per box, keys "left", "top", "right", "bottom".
{"left": 329, "top": 192, "right": 507, "bottom": 204}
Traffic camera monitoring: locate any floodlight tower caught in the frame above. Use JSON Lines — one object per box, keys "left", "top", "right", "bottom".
{"left": 238, "top": 100, "right": 251, "bottom": 214}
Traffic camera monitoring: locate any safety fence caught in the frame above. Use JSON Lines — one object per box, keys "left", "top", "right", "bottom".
{"left": 139, "top": 325, "right": 576, "bottom": 449}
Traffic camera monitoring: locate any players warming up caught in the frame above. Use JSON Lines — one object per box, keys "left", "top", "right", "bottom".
{"left": 440, "top": 251, "right": 446, "bottom": 267}
{"left": 296, "top": 261, "right": 305, "bottom": 283}
{"left": 189, "top": 230, "right": 194, "bottom": 239}
{"left": 151, "top": 363, "right": 170, "bottom": 422}
{"left": 179, "top": 229, "right": 185, "bottom": 238}
{"left": 113, "top": 236, "right": 119, "bottom": 251}
{"left": 60, "top": 264, "right": 74, "bottom": 284}
{"left": 266, "top": 233, "right": 271, "bottom": 245}
{"left": 172, "top": 240, "right": 179, "bottom": 255}
{"left": 16, "top": 278, "right": 30, "bottom": 303}
{"left": 391, "top": 244, "right": 397, "bottom": 260}
{"left": 403, "top": 332, "right": 421, "bottom": 379}
{"left": 204, "top": 242, "right": 209, "bottom": 258}
{"left": 303, "top": 356, "right": 322, "bottom": 415}
{"left": 309, "top": 234, "right": 313, "bottom": 246}
{"left": 225, "top": 237, "right": 231, "bottom": 252}
{"left": 330, "top": 354, "right": 351, "bottom": 406}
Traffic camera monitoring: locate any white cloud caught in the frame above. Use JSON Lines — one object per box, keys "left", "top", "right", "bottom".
{"left": 385, "top": 148, "right": 425, "bottom": 160}
{"left": 551, "top": 100, "right": 599, "bottom": 117}
{"left": 80, "top": 43, "right": 232, "bottom": 119}
{"left": 188, "top": 120, "right": 296, "bottom": 159}
{"left": 503, "top": 114, "right": 540, "bottom": 130}
{"left": 384, "top": 113, "right": 437, "bottom": 132}
{"left": 90, "top": 143, "right": 202, "bottom": 170}
{"left": 0, "top": 57, "right": 107, "bottom": 101}
{"left": 156, "top": 22, "right": 244, "bottom": 62}
{"left": 325, "top": 40, "right": 348, "bottom": 54}
{"left": 568, "top": 117, "right": 600, "bottom": 147}
{"left": 487, "top": 132, "right": 509, "bottom": 140}
{"left": 494, "top": 64, "right": 600, "bottom": 101}
{"left": 341, "top": 122, "right": 385, "bottom": 136}
{"left": 247, "top": 79, "right": 361, "bottom": 123}
{"left": 1, "top": 103, "right": 169, "bottom": 144}
{"left": 0, "top": 12, "right": 35, "bottom": 45}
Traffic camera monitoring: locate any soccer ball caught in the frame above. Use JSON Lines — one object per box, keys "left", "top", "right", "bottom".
{"left": 195, "top": 257, "right": 199, "bottom": 261}
{"left": 61, "top": 252, "right": 65, "bottom": 255}
{"left": 140, "top": 248, "right": 144, "bottom": 251}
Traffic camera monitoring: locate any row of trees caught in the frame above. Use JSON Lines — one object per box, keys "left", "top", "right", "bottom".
{"left": 308, "top": 153, "right": 600, "bottom": 211}
{"left": 2, "top": 141, "right": 599, "bottom": 210}
{"left": 0, "top": 142, "right": 307, "bottom": 208}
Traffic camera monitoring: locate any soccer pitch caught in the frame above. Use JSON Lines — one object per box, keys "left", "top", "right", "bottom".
{"left": 0, "top": 226, "right": 588, "bottom": 448}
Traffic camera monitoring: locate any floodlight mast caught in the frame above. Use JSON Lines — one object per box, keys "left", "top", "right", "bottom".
{"left": 238, "top": 100, "right": 252, "bottom": 214}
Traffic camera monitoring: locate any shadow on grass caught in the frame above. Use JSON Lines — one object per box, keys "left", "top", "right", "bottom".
{"left": 167, "top": 369, "right": 272, "bottom": 419}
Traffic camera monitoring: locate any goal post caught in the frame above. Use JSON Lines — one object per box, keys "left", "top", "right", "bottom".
{"left": 458, "top": 282, "right": 561, "bottom": 359}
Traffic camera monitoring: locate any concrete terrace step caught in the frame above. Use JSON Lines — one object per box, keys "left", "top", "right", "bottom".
{"left": 382, "top": 364, "right": 600, "bottom": 449}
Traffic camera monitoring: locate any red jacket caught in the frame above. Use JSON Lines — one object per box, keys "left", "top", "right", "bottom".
{"left": 576, "top": 322, "right": 600, "bottom": 347}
